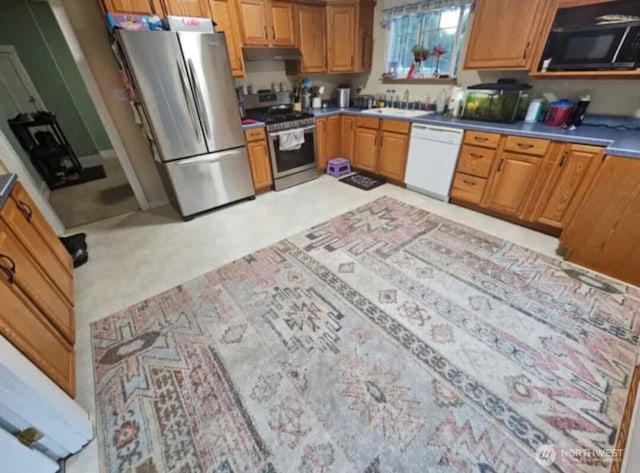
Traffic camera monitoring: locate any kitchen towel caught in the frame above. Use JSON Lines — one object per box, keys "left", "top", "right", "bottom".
{"left": 279, "top": 129, "right": 305, "bottom": 151}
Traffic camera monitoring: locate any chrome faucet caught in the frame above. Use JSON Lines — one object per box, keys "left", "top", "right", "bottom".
{"left": 403, "top": 89, "right": 410, "bottom": 110}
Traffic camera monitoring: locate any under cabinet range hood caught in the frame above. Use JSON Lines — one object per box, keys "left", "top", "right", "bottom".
{"left": 242, "top": 47, "right": 302, "bottom": 62}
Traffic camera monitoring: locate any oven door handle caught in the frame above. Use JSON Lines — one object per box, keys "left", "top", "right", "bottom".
{"left": 268, "top": 125, "right": 316, "bottom": 138}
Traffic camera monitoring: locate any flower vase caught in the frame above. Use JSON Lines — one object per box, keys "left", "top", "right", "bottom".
{"left": 433, "top": 57, "right": 441, "bottom": 77}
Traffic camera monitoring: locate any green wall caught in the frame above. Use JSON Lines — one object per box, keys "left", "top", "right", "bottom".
{"left": 0, "top": 0, "right": 111, "bottom": 160}
{"left": 0, "top": 86, "right": 45, "bottom": 186}
{"left": 30, "top": 1, "right": 112, "bottom": 151}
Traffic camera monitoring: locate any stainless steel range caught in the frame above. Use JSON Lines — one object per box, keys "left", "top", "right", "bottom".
{"left": 244, "top": 92, "right": 318, "bottom": 190}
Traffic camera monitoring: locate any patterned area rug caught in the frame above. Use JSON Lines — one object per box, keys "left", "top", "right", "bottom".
{"left": 91, "top": 196, "right": 640, "bottom": 473}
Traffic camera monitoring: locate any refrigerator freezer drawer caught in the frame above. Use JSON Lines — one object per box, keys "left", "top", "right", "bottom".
{"left": 165, "top": 148, "right": 255, "bottom": 217}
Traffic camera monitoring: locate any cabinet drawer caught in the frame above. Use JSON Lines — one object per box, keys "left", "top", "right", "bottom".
{"left": 11, "top": 183, "right": 72, "bottom": 274}
{"left": 504, "top": 136, "right": 549, "bottom": 156}
{"left": 464, "top": 130, "right": 501, "bottom": 149}
{"left": 0, "top": 280, "right": 75, "bottom": 397}
{"left": 1, "top": 198, "right": 73, "bottom": 304}
{"left": 244, "top": 127, "right": 266, "bottom": 142}
{"left": 450, "top": 173, "right": 487, "bottom": 204}
{"left": 381, "top": 119, "right": 410, "bottom": 134}
{"left": 0, "top": 221, "right": 74, "bottom": 344}
{"left": 457, "top": 145, "right": 496, "bottom": 178}
{"left": 356, "top": 116, "right": 380, "bottom": 129}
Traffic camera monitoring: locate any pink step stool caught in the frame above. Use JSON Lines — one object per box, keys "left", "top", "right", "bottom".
{"left": 327, "top": 158, "right": 351, "bottom": 178}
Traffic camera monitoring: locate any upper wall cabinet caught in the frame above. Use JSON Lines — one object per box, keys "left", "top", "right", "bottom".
{"left": 464, "top": 0, "right": 551, "bottom": 70}
{"left": 163, "top": 0, "right": 211, "bottom": 16}
{"left": 102, "top": 0, "right": 158, "bottom": 14}
{"left": 236, "top": 0, "right": 295, "bottom": 47}
{"left": 327, "top": 4, "right": 357, "bottom": 72}
{"left": 209, "top": 0, "right": 246, "bottom": 77}
{"left": 293, "top": 4, "right": 327, "bottom": 73}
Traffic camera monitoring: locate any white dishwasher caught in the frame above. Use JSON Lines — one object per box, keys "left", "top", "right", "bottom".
{"left": 405, "top": 124, "right": 464, "bottom": 202}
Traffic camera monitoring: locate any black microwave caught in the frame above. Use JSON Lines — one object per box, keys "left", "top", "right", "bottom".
{"left": 542, "top": 23, "right": 640, "bottom": 71}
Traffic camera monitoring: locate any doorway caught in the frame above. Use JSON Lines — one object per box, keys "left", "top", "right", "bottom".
{"left": 0, "top": 0, "right": 139, "bottom": 228}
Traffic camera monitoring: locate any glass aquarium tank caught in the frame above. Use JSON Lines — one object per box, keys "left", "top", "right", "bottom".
{"left": 461, "top": 81, "right": 532, "bottom": 123}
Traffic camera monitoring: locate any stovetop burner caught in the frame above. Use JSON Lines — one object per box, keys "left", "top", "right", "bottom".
{"left": 245, "top": 106, "right": 315, "bottom": 131}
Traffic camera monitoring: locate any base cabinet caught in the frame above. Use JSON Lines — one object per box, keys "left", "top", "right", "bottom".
{"left": 341, "top": 115, "right": 356, "bottom": 162}
{"left": 353, "top": 126, "right": 379, "bottom": 173}
{"left": 452, "top": 131, "right": 605, "bottom": 236}
{"left": 529, "top": 144, "right": 603, "bottom": 229}
{"left": 377, "top": 131, "right": 410, "bottom": 182}
{"left": 244, "top": 128, "right": 273, "bottom": 191}
{"left": 561, "top": 155, "right": 640, "bottom": 287}
{"left": 0, "top": 181, "right": 75, "bottom": 397}
{"left": 316, "top": 116, "right": 341, "bottom": 171}
{"left": 482, "top": 153, "right": 542, "bottom": 216}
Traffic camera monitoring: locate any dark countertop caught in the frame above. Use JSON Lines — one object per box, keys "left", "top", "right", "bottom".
{"left": 310, "top": 107, "right": 640, "bottom": 159}
{"left": 241, "top": 120, "right": 266, "bottom": 130}
{"left": 0, "top": 173, "right": 17, "bottom": 209}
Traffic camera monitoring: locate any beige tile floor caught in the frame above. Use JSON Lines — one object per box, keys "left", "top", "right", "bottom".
{"left": 65, "top": 175, "right": 560, "bottom": 472}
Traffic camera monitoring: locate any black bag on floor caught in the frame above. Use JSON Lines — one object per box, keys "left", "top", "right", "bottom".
{"left": 59, "top": 233, "right": 89, "bottom": 268}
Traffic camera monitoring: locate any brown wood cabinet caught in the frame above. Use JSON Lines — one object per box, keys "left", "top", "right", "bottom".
{"left": 0, "top": 181, "right": 75, "bottom": 397}
{"left": 163, "top": 0, "right": 211, "bottom": 16}
{"left": 355, "top": 1, "right": 375, "bottom": 72}
{"left": 237, "top": 0, "right": 295, "bottom": 47}
{"left": 341, "top": 115, "right": 356, "bottom": 162}
{"left": 237, "top": 0, "right": 270, "bottom": 45}
{"left": 353, "top": 126, "right": 378, "bottom": 173}
{"left": 561, "top": 155, "right": 640, "bottom": 287}
{"left": 528, "top": 144, "right": 603, "bottom": 229}
{"left": 482, "top": 152, "right": 542, "bottom": 216}
{"left": 103, "top": 0, "right": 211, "bottom": 16}
{"left": 0, "top": 280, "right": 75, "bottom": 397}
{"left": 101, "top": 0, "right": 157, "bottom": 14}
{"left": 316, "top": 116, "right": 341, "bottom": 171}
{"left": 270, "top": 1, "right": 295, "bottom": 46}
{"left": 464, "top": 0, "right": 549, "bottom": 70}
{"left": 292, "top": 4, "right": 327, "bottom": 73}
{"left": 244, "top": 128, "right": 273, "bottom": 191}
{"left": 210, "top": 0, "right": 245, "bottom": 77}
{"left": 326, "top": 4, "right": 356, "bottom": 72}
{"left": 377, "top": 130, "right": 410, "bottom": 182}
{"left": 451, "top": 131, "right": 611, "bottom": 238}
{"left": 351, "top": 117, "right": 411, "bottom": 181}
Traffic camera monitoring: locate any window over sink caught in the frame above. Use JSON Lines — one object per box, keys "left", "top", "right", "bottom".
{"left": 384, "top": 1, "right": 472, "bottom": 79}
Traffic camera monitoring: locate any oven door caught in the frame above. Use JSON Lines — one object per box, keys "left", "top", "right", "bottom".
{"left": 268, "top": 126, "right": 317, "bottom": 179}
{"left": 545, "top": 26, "right": 630, "bottom": 71}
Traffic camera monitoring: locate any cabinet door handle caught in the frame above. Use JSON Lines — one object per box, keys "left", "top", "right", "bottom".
{"left": 497, "top": 158, "right": 504, "bottom": 172}
{"left": 263, "top": 26, "right": 268, "bottom": 40}
{"left": 469, "top": 153, "right": 483, "bottom": 159}
{"left": 463, "top": 180, "right": 476, "bottom": 186}
{"left": 523, "top": 41, "right": 531, "bottom": 59}
{"left": 474, "top": 136, "right": 488, "bottom": 142}
{"left": 17, "top": 200, "right": 33, "bottom": 222}
{"left": 559, "top": 151, "right": 568, "bottom": 168}
{"left": 517, "top": 142, "right": 534, "bottom": 149}
{"left": 0, "top": 254, "right": 16, "bottom": 284}
{"left": 272, "top": 26, "right": 276, "bottom": 41}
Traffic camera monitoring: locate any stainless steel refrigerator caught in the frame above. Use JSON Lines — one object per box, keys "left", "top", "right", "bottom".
{"left": 117, "top": 31, "right": 255, "bottom": 219}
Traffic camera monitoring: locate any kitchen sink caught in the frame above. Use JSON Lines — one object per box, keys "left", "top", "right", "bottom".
{"left": 360, "top": 108, "right": 435, "bottom": 119}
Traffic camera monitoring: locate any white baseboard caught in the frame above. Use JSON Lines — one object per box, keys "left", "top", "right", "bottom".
{"left": 39, "top": 180, "right": 51, "bottom": 201}
{"left": 148, "top": 198, "right": 170, "bottom": 209}
{"left": 77, "top": 154, "right": 102, "bottom": 167}
{"left": 99, "top": 149, "right": 117, "bottom": 160}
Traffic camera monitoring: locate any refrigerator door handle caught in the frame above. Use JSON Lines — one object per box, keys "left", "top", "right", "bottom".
{"left": 177, "top": 60, "right": 201, "bottom": 141}
{"left": 173, "top": 149, "right": 243, "bottom": 166}
{"left": 187, "top": 58, "right": 212, "bottom": 142}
